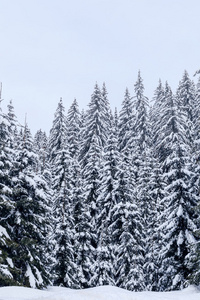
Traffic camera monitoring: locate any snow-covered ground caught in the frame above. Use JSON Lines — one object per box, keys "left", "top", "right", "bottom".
{"left": 0, "top": 285, "right": 200, "bottom": 300}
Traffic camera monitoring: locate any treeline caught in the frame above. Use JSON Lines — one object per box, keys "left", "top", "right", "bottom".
{"left": 0, "top": 71, "right": 200, "bottom": 291}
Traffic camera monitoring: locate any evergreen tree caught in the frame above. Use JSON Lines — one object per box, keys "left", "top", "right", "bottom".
{"left": 144, "top": 155, "right": 165, "bottom": 291}
{"left": 133, "top": 71, "right": 150, "bottom": 153}
{"left": 52, "top": 145, "right": 76, "bottom": 287}
{"left": 34, "top": 130, "right": 49, "bottom": 174}
{"left": 176, "top": 70, "right": 195, "bottom": 147}
{"left": 79, "top": 83, "right": 108, "bottom": 167}
{"left": 67, "top": 99, "right": 81, "bottom": 159}
{"left": 151, "top": 79, "right": 165, "bottom": 156}
{"left": 7, "top": 100, "right": 19, "bottom": 152}
{"left": 78, "top": 84, "right": 111, "bottom": 286}
{"left": 109, "top": 159, "right": 144, "bottom": 291}
{"left": 49, "top": 98, "right": 67, "bottom": 164}
{"left": 0, "top": 101, "right": 17, "bottom": 286}
{"left": 101, "top": 82, "right": 112, "bottom": 133}
{"left": 10, "top": 123, "right": 50, "bottom": 288}
{"left": 158, "top": 84, "right": 197, "bottom": 291}
{"left": 188, "top": 76, "right": 200, "bottom": 285}
{"left": 49, "top": 98, "right": 77, "bottom": 287}
{"left": 118, "top": 88, "right": 134, "bottom": 155}
{"left": 96, "top": 118, "right": 119, "bottom": 286}
{"left": 71, "top": 159, "right": 88, "bottom": 288}
{"left": 82, "top": 134, "right": 102, "bottom": 287}
{"left": 133, "top": 71, "right": 153, "bottom": 290}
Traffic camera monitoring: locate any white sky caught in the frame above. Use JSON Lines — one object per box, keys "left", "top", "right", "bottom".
{"left": 0, "top": 0, "right": 200, "bottom": 134}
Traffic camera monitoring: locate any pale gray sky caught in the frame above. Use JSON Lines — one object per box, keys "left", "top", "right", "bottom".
{"left": 0, "top": 0, "right": 200, "bottom": 134}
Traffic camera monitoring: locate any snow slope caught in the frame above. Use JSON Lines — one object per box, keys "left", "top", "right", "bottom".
{"left": 0, "top": 285, "right": 199, "bottom": 300}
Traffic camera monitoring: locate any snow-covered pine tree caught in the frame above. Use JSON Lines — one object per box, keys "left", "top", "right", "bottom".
{"left": 49, "top": 98, "right": 77, "bottom": 287}
{"left": 7, "top": 100, "right": 19, "bottom": 152}
{"left": 49, "top": 98, "right": 68, "bottom": 164}
{"left": 133, "top": 71, "right": 154, "bottom": 290}
{"left": 72, "top": 158, "right": 94, "bottom": 288}
{"left": 101, "top": 82, "right": 112, "bottom": 134}
{"left": 10, "top": 122, "right": 50, "bottom": 288}
{"left": 82, "top": 133, "right": 102, "bottom": 287}
{"left": 0, "top": 100, "right": 18, "bottom": 286}
{"left": 109, "top": 85, "right": 145, "bottom": 291}
{"left": 96, "top": 117, "right": 119, "bottom": 287}
{"left": 109, "top": 156, "right": 144, "bottom": 291}
{"left": 158, "top": 83, "right": 197, "bottom": 291}
{"left": 193, "top": 76, "right": 200, "bottom": 157}
{"left": 188, "top": 75, "right": 200, "bottom": 285}
{"left": 176, "top": 70, "right": 196, "bottom": 147}
{"left": 79, "top": 83, "right": 108, "bottom": 166}
{"left": 78, "top": 83, "right": 110, "bottom": 287}
{"left": 145, "top": 155, "right": 165, "bottom": 291}
{"left": 33, "top": 128, "right": 53, "bottom": 279}
{"left": 51, "top": 145, "right": 76, "bottom": 287}
{"left": 147, "top": 81, "right": 168, "bottom": 291}
{"left": 66, "top": 99, "right": 81, "bottom": 159}
{"left": 133, "top": 71, "right": 150, "bottom": 153}
{"left": 118, "top": 88, "right": 134, "bottom": 155}
{"left": 151, "top": 80, "right": 165, "bottom": 157}
{"left": 34, "top": 130, "right": 48, "bottom": 172}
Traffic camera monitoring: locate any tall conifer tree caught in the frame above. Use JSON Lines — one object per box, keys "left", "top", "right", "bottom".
{"left": 158, "top": 83, "right": 197, "bottom": 291}
{"left": 0, "top": 100, "right": 17, "bottom": 286}
{"left": 10, "top": 123, "right": 50, "bottom": 288}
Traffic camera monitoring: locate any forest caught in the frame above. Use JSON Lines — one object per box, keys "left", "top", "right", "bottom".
{"left": 0, "top": 70, "right": 200, "bottom": 292}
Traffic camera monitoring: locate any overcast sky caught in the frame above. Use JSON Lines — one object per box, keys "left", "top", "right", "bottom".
{"left": 0, "top": 0, "right": 200, "bottom": 134}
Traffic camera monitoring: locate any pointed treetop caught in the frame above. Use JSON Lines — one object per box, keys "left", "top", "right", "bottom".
{"left": 73, "top": 98, "right": 78, "bottom": 105}
{"left": 153, "top": 79, "right": 164, "bottom": 101}
{"left": 134, "top": 71, "right": 146, "bottom": 106}
{"left": 165, "top": 81, "right": 172, "bottom": 94}
{"left": 194, "top": 69, "right": 200, "bottom": 76}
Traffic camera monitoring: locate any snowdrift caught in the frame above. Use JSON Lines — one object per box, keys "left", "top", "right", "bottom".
{"left": 0, "top": 285, "right": 200, "bottom": 300}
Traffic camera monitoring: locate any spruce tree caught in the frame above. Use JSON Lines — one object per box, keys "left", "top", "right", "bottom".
{"left": 71, "top": 159, "right": 89, "bottom": 288}
{"left": 0, "top": 101, "right": 17, "bottom": 286}
{"left": 133, "top": 71, "right": 153, "bottom": 290}
{"left": 34, "top": 130, "right": 48, "bottom": 172}
{"left": 7, "top": 100, "right": 19, "bottom": 152}
{"left": 78, "top": 83, "right": 110, "bottom": 286}
{"left": 79, "top": 83, "right": 108, "bottom": 167}
{"left": 158, "top": 83, "right": 197, "bottom": 291}
{"left": 188, "top": 76, "right": 200, "bottom": 285}
{"left": 176, "top": 70, "right": 195, "bottom": 147}
{"left": 52, "top": 145, "right": 76, "bottom": 287}
{"left": 151, "top": 79, "right": 165, "bottom": 157}
{"left": 67, "top": 99, "right": 81, "bottom": 159}
{"left": 109, "top": 158, "right": 144, "bottom": 291}
{"left": 101, "top": 82, "right": 112, "bottom": 133}
{"left": 10, "top": 123, "right": 50, "bottom": 288}
{"left": 96, "top": 118, "right": 119, "bottom": 286}
{"left": 49, "top": 98, "right": 68, "bottom": 164}
{"left": 118, "top": 88, "right": 134, "bottom": 155}
{"left": 49, "top": 98, "right": 77, "bottom": 287}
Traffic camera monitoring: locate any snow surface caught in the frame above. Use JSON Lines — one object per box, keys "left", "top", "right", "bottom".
{"left": 0, "top": 285, "right": 200, "bottom": 300}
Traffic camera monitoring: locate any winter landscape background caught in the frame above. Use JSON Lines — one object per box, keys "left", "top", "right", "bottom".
{"left": 1, "top": 1, "right": 200, "bottom": 299}
{"left": 1, "top": 70, "right": 200, "bottom": 296}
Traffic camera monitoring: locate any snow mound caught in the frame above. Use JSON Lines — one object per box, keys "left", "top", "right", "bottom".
{"left": 0, "top": 285, "right": 199, "bottom": 300}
